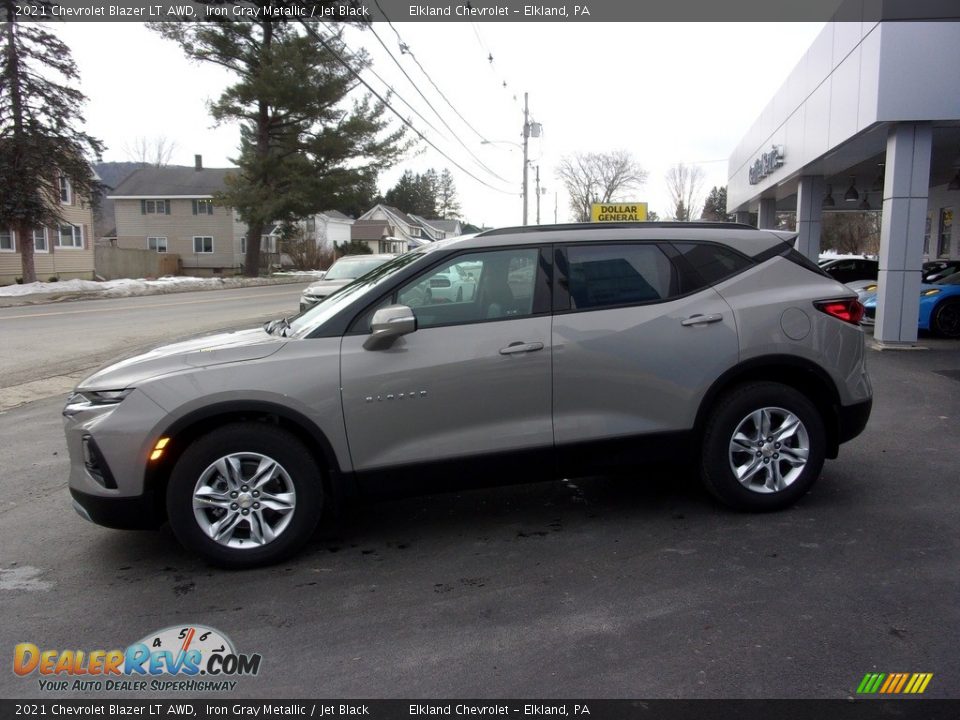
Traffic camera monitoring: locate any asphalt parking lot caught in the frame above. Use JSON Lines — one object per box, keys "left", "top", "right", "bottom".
{"left": 1, "top": 335, "right": 958, "bottom": 699}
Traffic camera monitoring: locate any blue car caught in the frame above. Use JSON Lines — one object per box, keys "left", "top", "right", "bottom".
{"left": 862, "top": 271, "right": 960, "bottom": 338}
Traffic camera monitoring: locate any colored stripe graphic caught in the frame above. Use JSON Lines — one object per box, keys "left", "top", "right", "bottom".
{"left": 857, "top": 672, "right": 932, "bottom": 694}
{"left": 857, "top": 673, "right": 886, "bottom": 693}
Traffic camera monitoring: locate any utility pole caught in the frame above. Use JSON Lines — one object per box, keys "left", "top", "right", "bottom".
{"left": 522, "top": 92, "right": 529, "bottom": 226}
{"left": 535, "top": 165, "right": 542, "bottom": 225}
{"left": 554, "top": 192, "right": 558, "bottom": 224}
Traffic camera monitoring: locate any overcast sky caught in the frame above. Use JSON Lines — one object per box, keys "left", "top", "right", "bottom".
{"left": 58, "top": 21, "right": 824, "bottom": 227}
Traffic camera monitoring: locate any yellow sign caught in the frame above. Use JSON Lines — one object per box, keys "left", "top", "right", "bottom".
{"left": 590, "top": 202, "right": 648, "bottom": 222}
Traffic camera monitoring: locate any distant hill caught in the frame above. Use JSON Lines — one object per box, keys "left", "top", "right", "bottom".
{"left": 95, "top": 161, "right": 147, "bottom": 191}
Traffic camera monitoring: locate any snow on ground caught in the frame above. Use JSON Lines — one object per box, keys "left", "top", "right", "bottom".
{"left": 0, "top": 272, "right": 324, "bottom": 299}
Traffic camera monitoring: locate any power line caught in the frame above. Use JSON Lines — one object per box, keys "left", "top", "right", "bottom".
{"left": 298, "top": 22, "right": 517, "bottom": 197}
{"left": 361, "top": 20, "right": 510, "bottom": 184}
{"left": 319, "top": 22, "right": 446, "bottom": 141}
{"left": 372, "top": 0, "right": 503, "bottom": 144}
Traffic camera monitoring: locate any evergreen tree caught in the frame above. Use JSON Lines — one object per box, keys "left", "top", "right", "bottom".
{"left": 0, "top": 4, "right": 103, "bottom": 284}
{"left": 436, "top": 169, "right": 461, "bottom": 219}
{"left": 701, "top": 186, "right": 730, "bottom": 221}
{"left": 384, "top": 169, "right": 438, "bottom": 217}
{"left": 153, "top": 17, "right": 408, "bottom": 276}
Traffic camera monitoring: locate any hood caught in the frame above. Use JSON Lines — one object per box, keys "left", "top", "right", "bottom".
{"left": 79, "top": 327, "right": 285, "bottom": 391}
{"left": 303, "top": 278, "right": 352, "bottom": 296}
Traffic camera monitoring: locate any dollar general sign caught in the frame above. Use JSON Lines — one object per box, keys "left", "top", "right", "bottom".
{"left": 591, "top": 202, "right": 648, "bottom": 222}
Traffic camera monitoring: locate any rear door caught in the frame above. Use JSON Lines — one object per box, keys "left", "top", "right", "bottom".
{"left": 551, "top": 241, "right": 741, "bottom": 473}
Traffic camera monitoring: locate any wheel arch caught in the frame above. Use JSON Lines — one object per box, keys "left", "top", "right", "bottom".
{"left": 693, "top": 355, "right": 843, "bottom": 459}
{"left": 143, "top": 401, "right": 353, "bottom": 523}
{"left": 930, "top": 295, "right": 960, "bottom": 337}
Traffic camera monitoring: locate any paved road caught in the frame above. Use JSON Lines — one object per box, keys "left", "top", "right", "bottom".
{"left": 0, "top": 283, "right": 311, "bottom": 410}
{"left": 0, "top": 339, "right": 958, "bottom": 699}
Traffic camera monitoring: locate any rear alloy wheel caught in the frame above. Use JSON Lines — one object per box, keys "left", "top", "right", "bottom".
{"left": 931, "top": 298, "right": 960, "bottom": 339}
{"left": 167, "top": 423, "right": 323, "bottom": 568}
{"left": 701, "top": 382, "right": 825, "bottom": 511}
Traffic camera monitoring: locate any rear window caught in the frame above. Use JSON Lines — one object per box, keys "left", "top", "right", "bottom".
{"left": 566, "top": 244, "right": 676, "bottom": 310}
{"left": 671, "top": 242, "right": 753, "bottom": 285}
{"left": 781, "top": 247, "right": 832, "bottom": 278}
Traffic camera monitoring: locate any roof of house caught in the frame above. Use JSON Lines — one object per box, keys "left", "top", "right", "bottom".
{"left": 321, "top": 210, "right": 353, "bottom": 221}
{"left": 351, "top": 219, "right": 392, "bottom": 241}
{"left": 108, "top": 165, "right": 236, "bottom": 198}
{"left": 427, "top": 218, "right": 462, "bottom": 234}
{"left": 379, "top": 204, "right": 418, "bottom": 227}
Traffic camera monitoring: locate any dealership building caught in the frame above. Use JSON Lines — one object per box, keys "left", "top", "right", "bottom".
{"left": 727, "top": 16, "right": 960, "bottom": 345}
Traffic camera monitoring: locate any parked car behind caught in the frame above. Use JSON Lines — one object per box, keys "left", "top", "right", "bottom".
{"left": 299, "top": 254, "right": 395, "bottom": 312}
{"left": 818, "top": 257, "right": 879, "bottom": 284}
{"left": 923, "top": 259, "right": 960, "bottom": 284}
{"left": 65, "top": 222, "right": 871, "bottom": 567}
{"left": 861, "top": 271, "right": 960, "bottom": 337}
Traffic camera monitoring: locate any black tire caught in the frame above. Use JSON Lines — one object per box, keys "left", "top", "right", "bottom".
{"left": 931, "top": 298, "right": 960, "bottom": 339}
{"left": 700, "top": 382, "right": 826, "bottom": 511}
{"left": 166, "top": 423, "right": 323, "bottom": 568}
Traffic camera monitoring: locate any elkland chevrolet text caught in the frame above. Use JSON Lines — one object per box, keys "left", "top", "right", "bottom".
{"left": 64, "top": 224, "right": 872, "bottom": 567}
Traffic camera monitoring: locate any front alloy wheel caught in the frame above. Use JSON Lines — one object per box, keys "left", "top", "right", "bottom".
{"left": 192, "top": 452, "right": 296, "bottom": 549}
{"left": 167, "top": 423, "right": 323, "bottom": 567}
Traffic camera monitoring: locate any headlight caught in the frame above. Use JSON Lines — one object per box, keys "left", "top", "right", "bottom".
{"left": 64, "top": 388, "right": 133, "bottom": 415}
{"left": 921, "top": 289, "right": 942, "bottom": 297}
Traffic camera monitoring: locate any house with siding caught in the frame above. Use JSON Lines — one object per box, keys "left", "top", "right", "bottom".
{"left": 109, "top": 156, "right": 250, "bottom": 276}
{"left": 0, "top": 174, "right": 96, "bottom": 286}
{"left": 295, "top": 210, "right": 355, "bottom": 252}
{"left": 355, "top": 205, "right": 434, "bottom": 251}
{"left": 409, "top": 215, "right": 463, "bottom": 239}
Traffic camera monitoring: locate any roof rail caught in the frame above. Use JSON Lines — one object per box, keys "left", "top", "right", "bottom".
{"left": 476, "top": 221, "right": 759, "bottom": 237}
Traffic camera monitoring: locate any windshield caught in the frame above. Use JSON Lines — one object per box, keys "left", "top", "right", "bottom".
{"left": 287, "top": 251, "right": 428, "bottom": 337}
{"left": 323, "top": 256, "right": 392, "bottom": 280}
{"left": 936, "top": 271, "right": 960, "bottom": 286}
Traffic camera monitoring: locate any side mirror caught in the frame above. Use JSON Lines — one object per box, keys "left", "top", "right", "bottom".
{"left": 363, "top": 304, "right": 417, "bottom": 350}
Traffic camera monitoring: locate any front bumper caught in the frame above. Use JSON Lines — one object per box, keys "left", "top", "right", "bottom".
{"left": 70, "top": 487, "right": 163, "bottom": 530}
{"left": 64, "top": 388, "right": 169, "bottom": 528}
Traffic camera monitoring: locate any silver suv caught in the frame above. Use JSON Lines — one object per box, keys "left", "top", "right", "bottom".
{"left": 64, "top": 223, "right": 872, "bottom": 567}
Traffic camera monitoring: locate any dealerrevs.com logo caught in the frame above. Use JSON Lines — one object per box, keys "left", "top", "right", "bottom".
{"left": 13, "top": 625, "right": 262, "bottom": 692}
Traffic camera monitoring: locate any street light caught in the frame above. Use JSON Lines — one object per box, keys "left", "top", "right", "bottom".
{"left": 480, "top": 93, "right": 542, "bottom": 226}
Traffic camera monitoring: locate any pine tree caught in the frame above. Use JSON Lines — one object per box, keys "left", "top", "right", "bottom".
{"left": 436, "top": 169, "right": 461, "bottom": 219}
{"left": 701, "top": 186, "right": 730, "bottom": 221}
{"left": 0, "top": 3, "right": 103, "bottom": 284}
{"left": 384, "top": 169, "right": 438, "bottom": 217}
{"left": 153, "top": 17, "right": 408, "bottom": 276}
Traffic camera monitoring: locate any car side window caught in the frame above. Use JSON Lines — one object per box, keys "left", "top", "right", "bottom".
{"left": 671, "top": 242, "right": 753, "bottom": 288}
{"left": 565, "top": 244, "right": 677, "bottom": 310}
{"left": 391, "top": 248, "right": 541, "bottom": 329}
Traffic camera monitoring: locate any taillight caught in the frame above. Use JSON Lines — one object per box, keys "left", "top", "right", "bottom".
{"left": 814, "top": 298, "right": 864, "bottom": 325}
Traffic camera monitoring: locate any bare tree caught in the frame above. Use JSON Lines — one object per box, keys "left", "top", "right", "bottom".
{"left": 556, "top": 150, "right": 648, "bottom": 222}
{"left": 665, "top": 163, "right": 706, "bottom": 221}
{"left": 122, "top": 135, "right": 178, "bottom": 167}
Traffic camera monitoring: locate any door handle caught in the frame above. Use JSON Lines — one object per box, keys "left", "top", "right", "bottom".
{"left": 499, "top": 341, "right": 544, "bottom": 355}
{"left": 680, "top": 313, "right": 723, "bottom": 327}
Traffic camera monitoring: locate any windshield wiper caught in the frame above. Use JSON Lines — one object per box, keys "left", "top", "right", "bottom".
{"left": 263, "top": 317, "right": 291, "bottom": 337}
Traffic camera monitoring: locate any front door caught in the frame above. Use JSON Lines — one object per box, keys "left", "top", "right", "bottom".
{"left": 340, "top": 246, "right": 554, "bottom": 493}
